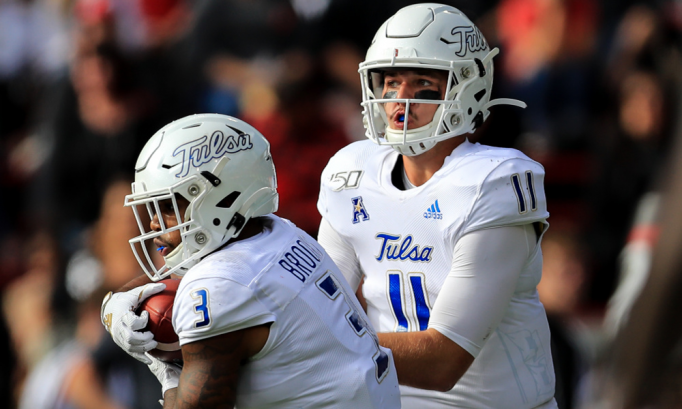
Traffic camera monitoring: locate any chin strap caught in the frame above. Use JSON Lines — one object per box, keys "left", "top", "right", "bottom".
{"left": 480, "top": 47, "right": 500, "bottom": 70}
{"left": 477, "top": 47, "right": 527, "bottom": 111}
{"left": 484, "top": 98, "right": 527, "bottom": 110}
{"left": 480, "top": 48, "right": 527, "bottom": 112}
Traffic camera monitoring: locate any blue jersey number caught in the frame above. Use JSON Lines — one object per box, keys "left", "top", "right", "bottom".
{"left": 191, "top": 288, "right": 211, "bottom": 328}
{"left": 317, "top": 272, "right": 390, "bottom": 382}
{"left": 511, "top": 171, "right": 537, "bottom": 214}
{"left": 388, "top": 271, "right": 431, "bottom": 332}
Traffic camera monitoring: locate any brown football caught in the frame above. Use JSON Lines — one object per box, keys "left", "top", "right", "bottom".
{"left": 136, "top": 278, "right": 182, "bottom": 364}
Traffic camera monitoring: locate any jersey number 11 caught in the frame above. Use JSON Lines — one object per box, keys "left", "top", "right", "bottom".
{"left": 388, "top": 271, "right": 431, "bottom": 332}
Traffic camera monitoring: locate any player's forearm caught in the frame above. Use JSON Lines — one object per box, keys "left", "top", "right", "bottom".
{"left": 378, "top": 328, "right": 473, "bottom": 391}
{"left": 162, "top": 389, "right": 177, "bottom": 409}
{"left": 162, "top": 386, "right": 235, "bottom": 409}
{"left": 171, "top": 331, "right": 246, "bottom": 409}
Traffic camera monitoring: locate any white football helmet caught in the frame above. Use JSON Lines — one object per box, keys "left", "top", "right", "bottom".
{"left": 359, "top": 3, "right": 526, "bottom": 156}
{"left": 124, "top": 114, "right": 278, "bottom": 281}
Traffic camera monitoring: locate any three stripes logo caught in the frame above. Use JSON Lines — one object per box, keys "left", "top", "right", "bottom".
{"left": 423, "top": 200, "right": 443, "bottom": 220}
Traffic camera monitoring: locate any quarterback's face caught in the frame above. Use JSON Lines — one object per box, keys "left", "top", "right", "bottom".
{"left": 150, "top": 195, "right": 189, "bottom": 257}
{"left": 382, "top": 69, "right": 448, "bottom": 130}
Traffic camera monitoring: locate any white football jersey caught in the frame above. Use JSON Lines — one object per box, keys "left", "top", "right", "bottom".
{"left": 172, "top": 215, "right": 401, "bottom": 408}
{"left": 317, "top": 140, "right": 556, "bottom": 408}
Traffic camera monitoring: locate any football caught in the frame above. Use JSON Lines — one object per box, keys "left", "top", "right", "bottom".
{"left": 136, "top": 278, "right": 182, "bottom": 364}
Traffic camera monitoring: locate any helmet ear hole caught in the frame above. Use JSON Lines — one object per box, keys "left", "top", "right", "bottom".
{"left": 474, "top": 89, "right": 487, "bottom": 102}
{"left": 474, "top": 58, "right": 486, "bottom": 77}
{"left": 217, "top": 191, "right": 241, "bottom": 208}
{"left": 472, "top": 111, "right": 484, "bottom": 129}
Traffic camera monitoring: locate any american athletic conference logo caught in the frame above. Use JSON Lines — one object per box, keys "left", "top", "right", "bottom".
{"left": 352, "top": 196, "right": 370, "bottom": 224}
{"left": 424, "top": 200, "right": 443, "bottom": 220}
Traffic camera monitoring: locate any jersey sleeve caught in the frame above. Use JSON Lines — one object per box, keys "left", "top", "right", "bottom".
{"left": 463, "top": 157, "right": 549, "bottom": 235}
{"left": 428, "top": 224, "right": 537, "bottom": 357}
{"left": 173, "top": 275, "right": 275, "bottom": 346}
{"left": 317, "top": 149, "right": 340, "bottom": 221}
{"left": 317, "top": 217, "right": 363, "bottom": 292}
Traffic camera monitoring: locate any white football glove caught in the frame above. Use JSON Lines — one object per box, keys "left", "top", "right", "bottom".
{"left": 147, "top": 353, "right": 182, "bottom": 396}
{"left": 100, "top": 283, "right": 167, "bottom": 364}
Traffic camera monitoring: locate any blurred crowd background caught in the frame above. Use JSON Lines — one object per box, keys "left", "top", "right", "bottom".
{"left": 0, "top": 0, "right": 681, "bottom": 408}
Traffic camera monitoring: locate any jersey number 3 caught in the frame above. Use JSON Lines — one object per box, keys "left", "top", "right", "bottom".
{"left": 191, "top": 288, "right": 211, "bottom": 328}
{"left": 511, "top": 171, "right": 537, "bottom": 214}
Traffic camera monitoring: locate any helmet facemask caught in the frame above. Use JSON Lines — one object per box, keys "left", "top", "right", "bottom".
{"left": 361, "top": 58, "right": 486, "bottom": 156}
{"left": 126, "top": 175, "right": 217, "bottom": 281}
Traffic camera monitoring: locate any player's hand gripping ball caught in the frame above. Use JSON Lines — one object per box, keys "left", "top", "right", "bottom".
{"left": 136, "top": 278, "right": 182, "bottom": 364}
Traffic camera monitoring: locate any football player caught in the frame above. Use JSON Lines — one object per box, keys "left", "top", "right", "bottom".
{"left": 316, "top": 4, "right": 558, "bottom": 408}
{"left": 100, "top": 114, "right": 401, "bottom": 408}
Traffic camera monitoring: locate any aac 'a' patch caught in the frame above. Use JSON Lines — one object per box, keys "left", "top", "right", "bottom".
{"left": 351, "top": 196, "right": 370, "bottom": 224}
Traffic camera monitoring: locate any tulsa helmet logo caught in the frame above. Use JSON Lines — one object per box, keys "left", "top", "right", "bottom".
{"left": 441, "top": 25, "right": 488, "bottom": 57}
{"left": 173, "top": 130, "right": 253, "bottom": 177}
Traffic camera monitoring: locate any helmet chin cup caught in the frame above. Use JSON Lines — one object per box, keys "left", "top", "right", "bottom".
{"left": 163, "top": 242, "right": 184, "bottom": 269}
{"left": 155, "top": 243, "right": 193, "bottom": 280}
{"left": 385, "top": 123, "right": 439, "bottom": 156}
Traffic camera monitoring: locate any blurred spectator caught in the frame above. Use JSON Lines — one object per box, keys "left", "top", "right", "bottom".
{"left": 0, "top": 0, "right": 70, "bottom": 298}
{"left": 8, "top": 179, "right": 161, "bottom": 409}
{"left": 586, "top": 2, "right": 681, "bottom": 304}
{"left": 479, "top": 0, "right": 600, "bottom": 236}
{"left": 0, "top": 0, "right": 69, "bottom": 138}
{"left": 28, "top": 0, "right": 199, "bottom": 261}
{"left": 0, "top": 307, "right": 16, "bottom": 409}
{"left": 595, "top": 79, "right": 682, "bottom": 409}
{"left": 538, "top": 229, "right": 589, "bottom": 409}
{"left": 32, "top": 39, "right": 148, "bottom": 257}
{"left": 491, "top": 0, "right": 568, "bottom": 151}
{"left": 540, "top": 231, "right": 588, "bottom": 322}
{"left": 16, "top": 289, "right": 127, "bottom": 409}
{"left": 602, "top": 191, "right": 660, "bottom": 340}
{"left": 2, "top": 232, "right": 60, "bottom": 408}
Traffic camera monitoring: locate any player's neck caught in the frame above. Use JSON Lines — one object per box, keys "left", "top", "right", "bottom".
{"left": 402, "top": 137, "right": 465, "bottom": 187}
